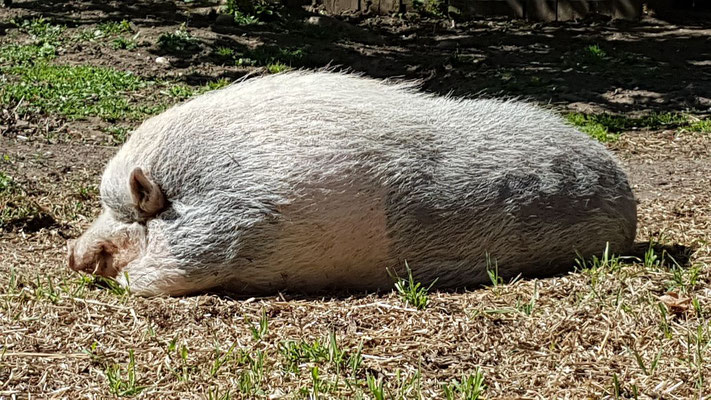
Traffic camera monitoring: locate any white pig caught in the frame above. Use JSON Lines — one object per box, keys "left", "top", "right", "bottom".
{"left": 68, "top": 71, "right": 637, "bottom": 296}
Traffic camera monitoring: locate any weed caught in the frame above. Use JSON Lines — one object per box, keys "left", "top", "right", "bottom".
{"left": 0, "top": 42, "right": 57, "bottom": 64}
{"left": 215, "top": 47, "right": 234, "bottom": 57}
{"left": 246, "top": 308, "right": 269, "bottom": 341}
{"left": 658, "top": 302, "right": 672, "bottom": 339}
{"left": 0, "top": 171, "right": 11, "bottom": 192}
{"left": 158, "top": 25, "right": 200, "bottom": 53}
{"left": 206, "top": 387, "right": 232, "bottom": 400}
{"left": 166, "top": 84, "right": 194, "bottom": 99}
{"left": 565, "top": 113, "right": 618, "bottom": 142}
{"left": 98, "top": 20, "right": 133, "bottom": 36}
{"left": 105, "top": 349, "right": 145, "bottom": 397}
{"left": 104, "top": 126, "right": 131, "bottom": 144}
{"left": 688, "top": 118, "right": 711, "bottom": 132}
{"left": 33, "top": 275, "right": 60, "bottom": 304}
{"left": 611, "top": 373, "right": 622, "bottom": 399}
{"left": 575, "top": 243, "right": 622, "bottom": 272}
{"left": 517, "top": 283, "right": 538, "bottom": 316}
{"left": 210, "top": 343, "right": 237, "bottom": 377}
{"left": 204, "top": 78, "right": 230, "bottom": 91}
{"left": 245, "top": 45, "right": 304, "bottom": 67}
{"left": 667, "top": 263, "right": 701, "bottom": 293}
{"left": 266, "top": 62, "right": 290, "bottom": 74}
{"left": 643, "top": 243, "right": 661, "bottom": 269}
{"left": 485, "top": 253, "right": 503, "bottom": 287}
{"left": 1, "top": 63, "right": 146, "bottom": 120}
{"left": 442, "top": 368, "right": 486, "bottom": 399}
{"left": 223, "top": 0, "right": 281, "bottom": 25}
{"left": 582, "top": 44, "right": 607, "bottom": 62}
{"left": 347, "top": 342, "right": 364, "bottom": 376}
{"left": 413, "top": 0, "right": 445, "bottom": 17}
{"left": 628, "top": 346, "right": 662, "bottom": 376}
{"left": 367, "top": 373, "right": 386, "bottom": 400}
{"left": 280, "top": 338, "right": 328, "bottom": 370}
{"left": 112, "top": 37, "right": 137, "bottom": 50}
{"left": 14, "top": 17, "right": 64, "bottom": 43}
{"left": 394, "top": 261, "right": 436, "bottom": 310}
{"left": 238, "top": 349, "right": 265, "bottom": 395}
{"left": 76, "top": 184, "right": 98, "bottom": 201}
{"left": 567, "top": 112, "right": 696, "bottom": 142}
{"left": 91, "top": 275, "right": 130, "bottom": 297}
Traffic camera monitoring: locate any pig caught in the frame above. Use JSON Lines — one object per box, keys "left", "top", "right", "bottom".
{"left": 67, "top": 70, "right": 637, "bottom": 296}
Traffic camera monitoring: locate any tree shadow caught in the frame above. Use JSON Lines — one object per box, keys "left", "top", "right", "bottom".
{"left": 5, "top": 0, "right": 711, "bottom": 114}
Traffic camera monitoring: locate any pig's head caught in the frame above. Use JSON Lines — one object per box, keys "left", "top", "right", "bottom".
{"left": 67, "top": 167, "right": 166, "bottom": 278}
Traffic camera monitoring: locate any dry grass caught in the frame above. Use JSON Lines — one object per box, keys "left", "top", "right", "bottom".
{"left": 0, "top": 229, "right": 709, "bottom": 399}
{"left": 1, "top": 5, "right": 711, "bottom": 398}
{"left": 1, "top": 130, "right": 710, "bottom": 399}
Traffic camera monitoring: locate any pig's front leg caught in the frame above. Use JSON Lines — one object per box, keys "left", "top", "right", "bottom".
{"left": 116, "top": 254, "right": 218, "bottom": 296}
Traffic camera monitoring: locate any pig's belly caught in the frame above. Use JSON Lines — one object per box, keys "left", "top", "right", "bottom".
{"left": 263, "top": 182, "right": 394, "bottom": 291}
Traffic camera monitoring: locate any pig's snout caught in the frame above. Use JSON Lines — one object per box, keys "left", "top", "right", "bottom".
{"left": 67, "top": 238, "right": 114, "bottom": 277}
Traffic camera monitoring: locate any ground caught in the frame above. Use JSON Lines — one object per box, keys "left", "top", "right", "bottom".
{"left": 1, "top": 1, "right": 710, "bottom": 398}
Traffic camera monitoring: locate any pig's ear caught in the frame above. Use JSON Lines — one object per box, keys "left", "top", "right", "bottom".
{"left": 129, "top": 167, "right": 165, "bottom": 219}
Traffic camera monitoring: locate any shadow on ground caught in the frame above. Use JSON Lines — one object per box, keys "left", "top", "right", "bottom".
{"left": 4, "top": 0, "right": 711, "bottom": 114}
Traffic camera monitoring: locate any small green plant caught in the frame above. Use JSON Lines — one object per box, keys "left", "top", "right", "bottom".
{"left": 0, "top": 42, "right": 57, "bottom": 64}
{"left": 104, "top": 126, "right": 131, "bottom": 144}
{"left": 33, "top": 275, "right": 60, "bottom": 304}
{"left": 394, "top": 261, "right": 436, "bottom": 310}
{"left": 206, "top": 387, "right": 232, "bottom": 400}
{"left": 367, "top": 373, "right": 386, "bottom": 400}
{"left": 210, "top": 343, "right": 237, "bottom": 377}
{"left": 413, "top": 0, "right": 445, "bottom": 17}
{"left": 14, "top": 17, "right": 64, "bottom": 43}
{"left": 158, "top": 25, "right": 200, "bottom": 53}
{"left": 280, "top": 338, "right": 328, "bottom": 370}
{"left": 347, "top": 342, "right": 364, "bottom": 376}
{"left": 658, "top": 302, "right": 672, "bottom": 339}
{"left": 643, "top": 243, "right": 661, "bottom": 269}
{"left": 485, "top": 252, "right": 503, "bottom": 287}
{"left": 166, "top": 84, "right": 194, "bottom": 99}
{"left": 215, "top": 47, "right": 234, "bottom": 57}
{"left": 583, "top": 44, "right": 606, "bottom": 62}
{"left": 105, "top": 349, "right": 145, "bottom": 397}
{"left": 177, "top": 344, "right": 192, "bottom": 381}
{"left": 98, "top": 20, "right": 133, "bottom": 36}
{"left": 91, "top": 275, "right": 130, "bottom": 296}
{"left": 0, "top": 171, "right": 11, "bottom": 193}
{"left": 266, "top": 62, "right": 290, "bottom": 74}
{"left": 214, "top": 47, "right": 235, "bottom": 63}
{"left": 442, "top": 368, "right": 486, "bottom": 400}
{"left": 517, "top": 283, "right": 538, "bottom": 316}
{"left": 246, "top": 308, "right": 269, "bottom": 340}
{"left": 204, "top": 78, "right": 231, "bottom": 91}
{"left": 667, "top": 263, "right": 701, "bottom": 293}
{"left": 575, "top": 243, "right": 622, "bottom": 272}
{"left": 112, "top": 37, "right": 137, "bottom": 50}
{"left": 628, "top": 346, "right": 662, "bottom": 376}
{"left": 223, "top": 0, "right": 281, "bottom": 25}
{"left": 237, "top": 349, "right": 265, "bottom": 395}
{"left": 611, "top": 373, "right": 622, "bottom": 399}
{"left": 565, "top": 113, "right": 618, "bottom": 142}
{"left": 688, "top": 118, "right": 711, "bottom": 133}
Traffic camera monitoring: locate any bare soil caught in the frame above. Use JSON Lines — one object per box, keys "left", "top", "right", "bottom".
{"left": 1, "top": 1, "right": 710, "bottom": 399}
